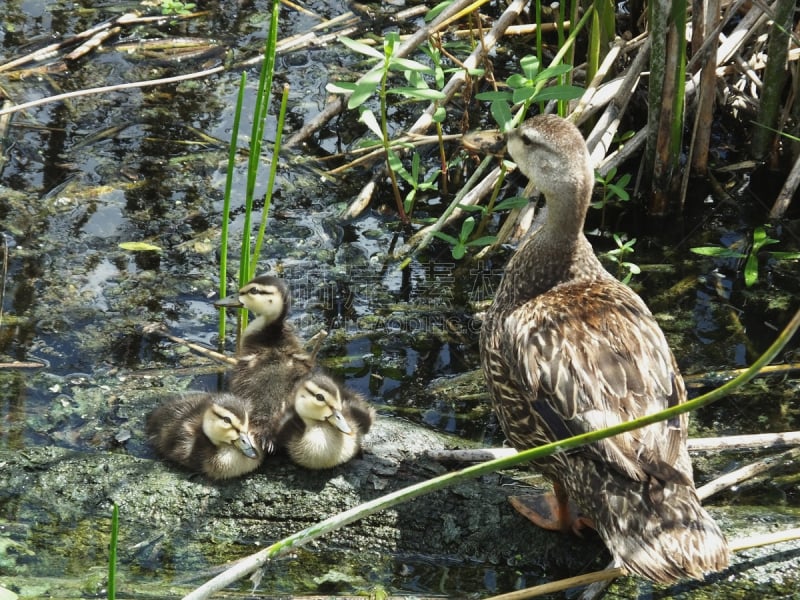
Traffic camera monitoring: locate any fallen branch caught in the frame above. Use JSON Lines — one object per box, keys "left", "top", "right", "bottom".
{"left": 484, "top": 527, "right": 800, "bottom": 600}
{"left": 426, "top": 431, "right": 800, "bottom": 463}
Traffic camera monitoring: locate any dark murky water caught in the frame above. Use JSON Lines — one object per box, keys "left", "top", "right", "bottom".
{"left": 1, "top": 0, "right": 800, "bottom": 597}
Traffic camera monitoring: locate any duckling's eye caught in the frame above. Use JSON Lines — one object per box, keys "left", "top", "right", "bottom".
{"left": 315, "top": 393, "right": 326, "bottom": 403}
{"left": 521, "top": 133, "right": 535, "bottom": 146}
{"left": 222, "top": 416, "right": 232, "bottom": 425}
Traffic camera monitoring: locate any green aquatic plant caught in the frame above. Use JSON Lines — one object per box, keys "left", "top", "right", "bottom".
{"left": 219, "top": 0, "right": 284, "bottom": 342}
{"left": 431, "top": 216, "right": 496, "bottom": 260}
{"left": 691, "top": 226, "right": 800, "bottom": 287}
{"left": 107, "top": 503, "right": 119, "bottom": 600}
{"left": 327, "top": 32, "right": 446, "bottom": 221}
{"left": 593, "top": 166, "right": 632, "bottom": 230}
{"left": 602, "top": 233, "right": 641, "bottom": 285}
{"left": 476, "top": 55, "right": 583, "bottom": 131}
{"left": 159, "top": 0, "right": 195, "bottom": 15}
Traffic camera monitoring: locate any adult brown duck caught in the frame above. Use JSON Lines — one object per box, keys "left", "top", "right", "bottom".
{"left": 476, "top": 115, "right": 729, "bottom": 583}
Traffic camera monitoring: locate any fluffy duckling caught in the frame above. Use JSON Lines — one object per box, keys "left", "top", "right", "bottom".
{"left": 277, "top": 373, "right": 375, "bottom": 469}
{"left": 215, "top": 275, "right": 315, "bottom": 451}
{"left": 146, "top": 393, "right": 262, "bottom": 480}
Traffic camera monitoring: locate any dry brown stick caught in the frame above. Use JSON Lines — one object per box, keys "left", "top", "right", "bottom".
{"left": 141, "top": 323, "right": 238, "bottom": 366}
{"left": 0, "top": 66, "right": 224, "bottom": 117}
{"left": 683, "top": 361, "right": 800, "bottom": 386}
{"left": 426, "top": 431, "right": 800, "bottom": 463}
{"left": 769, "top": 150, "right": 800, "bottom": 219}
{"left": 486, "top": 527, "right": 800, "bottom": 600}
{"left": 696, "top": 446, "right": 800, "bottom": 500}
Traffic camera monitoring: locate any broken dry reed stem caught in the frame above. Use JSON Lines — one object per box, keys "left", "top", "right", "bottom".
{"left": 0, "top": 67, "right": 224, "bottom": 117}
{"left": 426, "top": 430, "right": 800, "bottom": 464}
{"left": 484, "top": 527, "right": 800, "bottom": 600}
{"left": 696, "top": 446, "right": 800, "bottom": 500}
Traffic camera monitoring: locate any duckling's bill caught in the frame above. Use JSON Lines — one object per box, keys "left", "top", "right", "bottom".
{"left": 328, "top": 410, "right": 353, "bottom": 435}
{"left": 234, "top": 430, "right": 259, "bottom": 459}
{"left": 214, "top": 293, "right": 244, "bottom": 308}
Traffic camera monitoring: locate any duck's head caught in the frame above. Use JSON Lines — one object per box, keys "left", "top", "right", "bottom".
{"left": 215, "top": 275, "right": 291, "bottom": 325}
{"left": 201, "top": 395, "right": 259, "bottom": 458}
{"left": 293, "top": 374, "right": 352, "bottom": 435}
{"left": 463, "top": 115, "right": 593, "bottom": 227}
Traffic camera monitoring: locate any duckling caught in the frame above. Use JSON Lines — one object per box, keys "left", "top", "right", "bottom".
{"left": 276, "top": 373, "right": 375, "bottom": 469}
{"left": 146, "top": 392, "right": 262, "bottom": 480}
{"left": 215, "top": 275, "right": 315, "bottom": 451}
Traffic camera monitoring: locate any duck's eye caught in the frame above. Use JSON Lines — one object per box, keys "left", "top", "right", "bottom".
{"left": 222, "top": 416, "right": 232, "bottom": 425}
{"left": 315, "top": 393, "right": 326, "bottom": 403}
{"left": 521, "top": 133, "right": 535, "bottom": 146}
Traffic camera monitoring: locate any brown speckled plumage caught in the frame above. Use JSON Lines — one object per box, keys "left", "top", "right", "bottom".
{"left": 146, "top": 392, "right": 261, "bottom": 480}
{"left": 215, "top": 275, "right": 315, "bottom": 452}
{"left": 479, "top": 115, "right": 729, "bottom": 582}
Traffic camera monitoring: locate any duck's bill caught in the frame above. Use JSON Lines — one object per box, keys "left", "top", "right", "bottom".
{"left": 234, "top": 431, "right": 259, "bottom": 459}
{"left": 462, "top": 130, "right": 506, "bottom": 155}
{"left": 327, "top": 410, "right": 353, "bottom": 435}
{"left": 214, "top": 294, "right": 244, "bottom": 308}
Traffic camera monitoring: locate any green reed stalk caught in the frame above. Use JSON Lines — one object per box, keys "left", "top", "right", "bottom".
{"left": 250, "top": 84, "right": 289, "bottom": 279}
{"left": 107, "top": 503, "right": 118, "bottom": 600}
{"left": 184, "top": 307, "right": 800, "bottom": 600}
{"left": 218, "top": 71, "right": 247, "bottom": 344}
{"left": 239, "top": 0, "right": 281, "bottom": 289}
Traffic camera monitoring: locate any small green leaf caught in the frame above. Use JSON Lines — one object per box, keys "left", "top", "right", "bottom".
{"left": 494, "top": 196, "right": 529, "bottom": 211}
{"left": 475, "top": 90, "right": 513, "bottom": 101}
{"left": 119, "top": 241, "right": 161, "bottom": 252}
{"left": 389, "top": 57, "right": 433, "bottom": 72}
{"left": 325, "top": 81, "right": 357, "bottom": 94}
{"left": 451, "top": 243, "right": 466, "bottom": 260}
{"left": 530, "top": 85, "right": 584, "bottom": 102}
{"left": 537, "top": 63, "right": 574, "bottom": 80}
{"left": 432, "top": 231, "right": 459, "bottom": 245}
{"left": 359, "top": 109, "right": 383, "bottom": 138}
{"left": 466, "top": 235, "right": 497, "bottom": 247}
{"left": 744, "top": 252, "right": 759, "bottom": 287}
{"left": 506, "top": 73, "right": 530, "bottom": 89}
{"left": 520, "top": 55, "right": 540, "bottom": 79}
{"left": 490, "top": 100, "right": 513, "bottom": 130}
{"left": 432, "top": 105, "right": 446, "bottom": 123}
{"left": 459, "top": 216, "right": 476, "bottom": 240}
{"left": 388, "top": 87, "right": 447, "bottom": 101}
{"left": 347, "top": 80, "right": 380, "bottom": 109}
{"left": 690, "top": 246, "right": 746, "bottom": 258}
{"left": 338, "top": 36, "right": 384, "bottom": 59}
{"left": 768, "top": 251, "right": 800, "bottom": 260}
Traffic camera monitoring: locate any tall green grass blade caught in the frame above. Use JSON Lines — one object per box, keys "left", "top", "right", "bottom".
{"left": 240, "top": 0, "right": 281, "bottom": 289}
{"left": 107, "top": 503, "right": 118, "bottom": 600}
{"left": 251, "top": 84, "right": 290, "bottom": 278}
{"left": 184, "top": 307, "right": 800, "bottom": 599}
{"left": 218, "top": 71, "right": 247, "bottom": 344}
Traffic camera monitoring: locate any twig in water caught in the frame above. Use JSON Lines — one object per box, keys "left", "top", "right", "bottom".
{"left": 142, "top": 323, "right": 237, "bottom": 366}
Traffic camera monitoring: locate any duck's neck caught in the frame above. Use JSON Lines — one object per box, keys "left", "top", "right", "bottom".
{"left": 497, "top": 178, "right": 601, "bottom": 304}
{"left": 242, "top": 315, "right": 286, "bottom": 348}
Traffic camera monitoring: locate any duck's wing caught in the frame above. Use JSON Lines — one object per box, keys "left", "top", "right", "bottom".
{"left": 344, "top": 392, "right": 376, "bottom": 435}
{"left": 491, "top": 278, "right": 690, "bottom": 484}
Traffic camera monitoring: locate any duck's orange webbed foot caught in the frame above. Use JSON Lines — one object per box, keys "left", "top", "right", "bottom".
{"left": 509, "top": 483, "right": 594, "bottom": 537}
